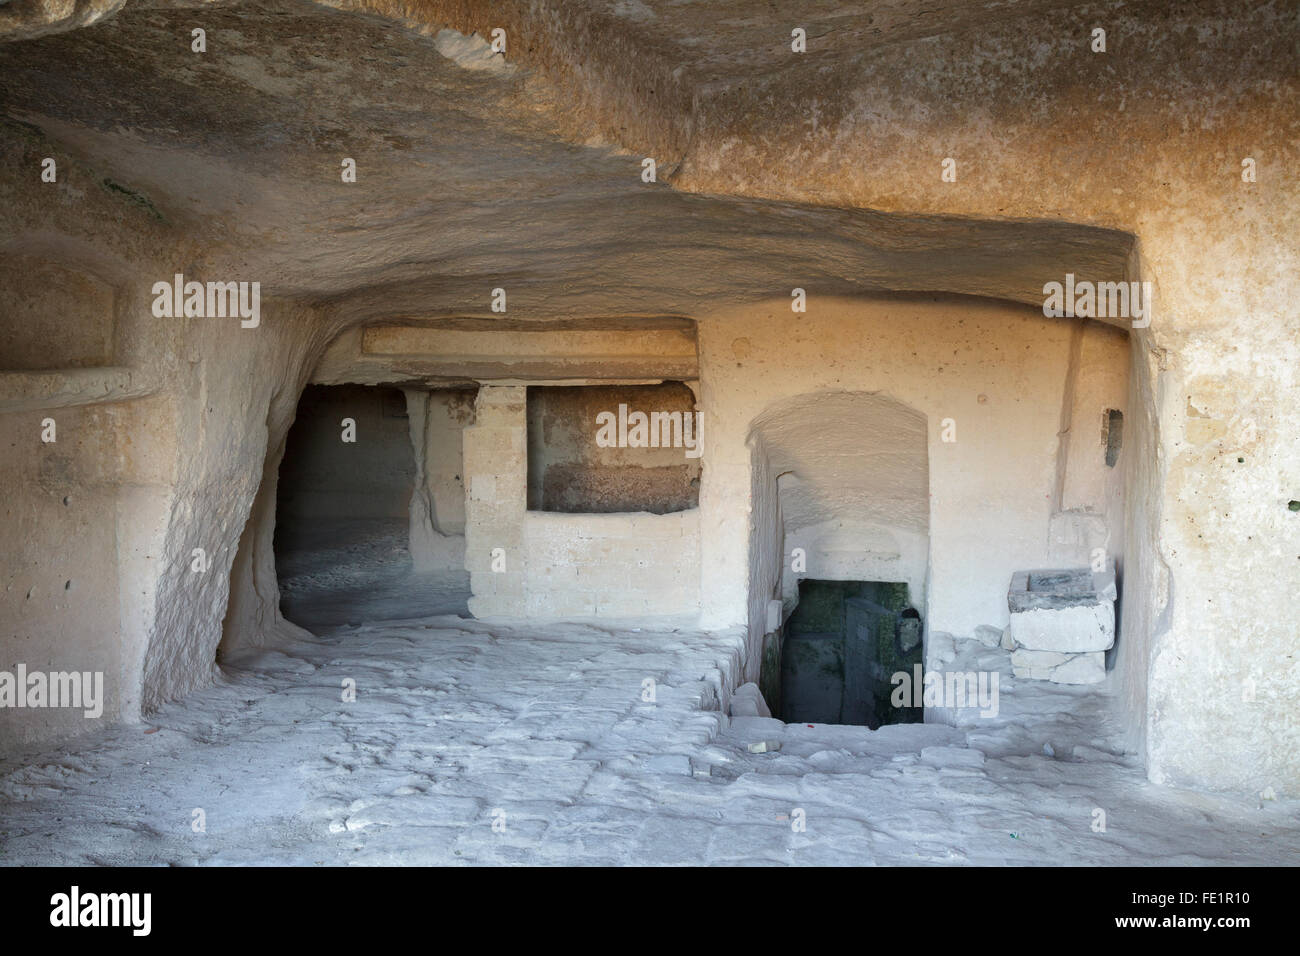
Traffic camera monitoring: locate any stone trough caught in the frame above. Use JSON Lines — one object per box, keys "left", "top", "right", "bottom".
{"left": 1006, "top": 566, "right": 1117, "bottom": 684}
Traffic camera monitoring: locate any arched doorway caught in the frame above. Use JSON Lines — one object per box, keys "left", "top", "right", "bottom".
{"left": 747, "top": 391, "right": 929, "bottom": 726}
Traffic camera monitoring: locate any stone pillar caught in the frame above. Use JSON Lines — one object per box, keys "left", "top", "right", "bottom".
{"left": 400, "top": 388, "right": 445, "bottom": 573}
{"left": 463, "top": 386, "right": 527, "bottom": 617}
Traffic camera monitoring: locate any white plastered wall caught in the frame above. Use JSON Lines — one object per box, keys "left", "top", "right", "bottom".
{"left": 464, "top": 385, "right": 701, "bottom": 619}
{"left": 404, "top": 387, "right": 474, "bottom": 573}
{"left": 698, "top": 295, "right": 1129, "bottom": 682}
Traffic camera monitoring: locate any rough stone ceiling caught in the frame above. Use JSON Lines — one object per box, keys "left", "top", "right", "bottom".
{"left": 0, "top": 0, "right": 1139, "bottom": 323}
{"left": 0, "top": 0, "right": 1095, "bottom": 68}
{"left": 478, "top": 0, "right": 1087, "bottom": 86}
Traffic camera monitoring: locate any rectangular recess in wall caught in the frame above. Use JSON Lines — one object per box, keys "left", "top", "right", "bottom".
{"left": 1105, "top": 409, "right": 1123, "bottom": 467}
{"left": 1, "top": 256, "right": 115, "bottom": 371}
{"left": 526, "top": 383, "right": 701, "bottom": 514}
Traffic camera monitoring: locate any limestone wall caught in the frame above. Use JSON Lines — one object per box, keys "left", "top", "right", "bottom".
{"left": 745, "top": 430, "right": 784, "bottom": 693}
{"left": 698, "top": 296, "right": 1130, "bottom": 681}
{"left": 403, "top": 387, "right": 474, "bottom": 573}
{"left": 465, "top": 386, "right": 700, "bottom": 619}
{"left": 0, "top": 396, "right": 173, "bottom": 748}
{"left": 522, "top": 511, "right": 700, "bottom": 618}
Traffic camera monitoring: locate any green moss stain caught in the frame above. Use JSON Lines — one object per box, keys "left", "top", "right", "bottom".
{"left": 100, "top": 178, "right": 165, "bottom": 221}
{"left": 4, "top": 118, "right": 48, "bottom": 145}
{"left": 758, "top": 630, "right": 783, "bottom": 715}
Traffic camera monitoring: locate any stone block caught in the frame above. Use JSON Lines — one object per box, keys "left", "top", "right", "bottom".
{"left": 1051, "top": 652, "right": 1106, "bottom": 684}
{"left": 729, "top": 682, "right": 772, "bottom": 718}
{"left": 1006, "top": 566, "right": 1116, "bottom": 653}
{"left": 1011, "top": 648, "right": 1106, "bottom": 684}
{"left": 1007, "top": 603, "right": 1114, "bottom": 652}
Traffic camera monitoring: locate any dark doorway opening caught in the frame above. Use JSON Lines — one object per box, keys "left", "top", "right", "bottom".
{"left": 274, "top": 384, "right": 472, "bottom": 630}
{"left": 780, "top": 579, "right": 924, "bottom": 728}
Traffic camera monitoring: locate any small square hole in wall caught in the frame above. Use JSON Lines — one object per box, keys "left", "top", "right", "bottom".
{"left": 1104, "top": 409, "right": 1123, "bottom": 467}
